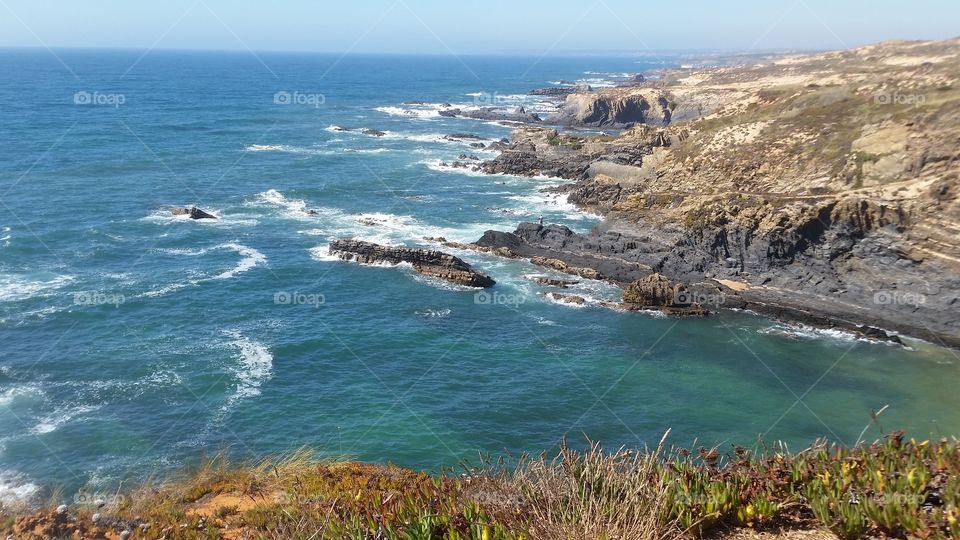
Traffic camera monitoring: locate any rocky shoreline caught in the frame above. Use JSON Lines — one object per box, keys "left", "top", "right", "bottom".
{"left": 420, "top": 39, "right": 960, "bottom": 347}
{"left": 334, "top": 39, "right": 960, "bottom": 347}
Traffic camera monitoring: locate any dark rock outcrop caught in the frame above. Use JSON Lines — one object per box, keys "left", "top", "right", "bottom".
{"left": 439, "top": 107, "right": 542, "bottom": 124}
{"left": 328, "top": 240, "right": 495, "bottom": 288}
{"left": 170, "top": 207, "right": 217, "bottom": 220}
{"left": 528, "top": 84, "right": 593, "bottom": 97}
{"left": 616, "top": 74, "right": 646, "bottom": 87}
{"left": 479, "top": 131, "right": 595, "bottom": 180}
{"left": 547, "top": 292, "right": 587, "bottom": 305}
{"left": 528, "top": 276, "right": 580, "bottom": 288}
{"left": 477, "top": 223, "right": 650, "bottom": 283}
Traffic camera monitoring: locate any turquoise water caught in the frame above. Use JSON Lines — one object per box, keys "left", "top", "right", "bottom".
{"left": 0, "top": 50, "right": 958, "bottom": 501}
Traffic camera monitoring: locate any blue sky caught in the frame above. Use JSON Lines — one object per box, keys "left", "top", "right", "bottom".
{"left": 1, "top": 0, "right": 957, "bottom": 54}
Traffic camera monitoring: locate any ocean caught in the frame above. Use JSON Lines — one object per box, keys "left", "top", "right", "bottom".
{"left": 0, "top": 49, "right": 958, "bottom": 502}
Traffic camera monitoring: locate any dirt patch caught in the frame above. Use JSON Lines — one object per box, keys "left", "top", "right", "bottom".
{"left": 717, "top": 279, "right": 751, "bottom": 292}
{"left": 719, "top": 528, "right": 839, "bottom": 539}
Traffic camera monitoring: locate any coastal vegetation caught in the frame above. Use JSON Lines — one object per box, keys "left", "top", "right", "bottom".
{"left": 2, "top": 432, "right": 957, "bottom": 539}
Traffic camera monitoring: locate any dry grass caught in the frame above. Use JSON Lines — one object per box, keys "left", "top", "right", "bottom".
{"left": 1, "top": 433, "right": 958, "bottom": 539}
{"left": 497, "top": 434, "right": 675, "bottom": 539}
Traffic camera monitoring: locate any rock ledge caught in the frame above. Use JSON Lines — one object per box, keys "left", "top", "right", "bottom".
{"left": 329, "top": 240, "right": 495, "bottom": 288}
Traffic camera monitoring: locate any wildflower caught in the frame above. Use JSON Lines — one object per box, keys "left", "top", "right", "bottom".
{"left": 875, "top": 470, "right": 885, "bottom": 491}
{"left": 482, "top": 525, "right": 492, "bottom": 540}
{"left": 841, "top": 462, "right": 853, "bottom": 484}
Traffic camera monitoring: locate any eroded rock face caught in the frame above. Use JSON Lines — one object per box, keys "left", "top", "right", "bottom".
{"left": 622, "top": 273, "right": 708, "bottom": 316}
{"left": 553, "top": 89, "right": 673, "bottom": 127}
{"left": 328, "top": 240, "right": 495, "bottom": 288}
{"left": 479, "top": 129, "right": 596, "bottom": 179}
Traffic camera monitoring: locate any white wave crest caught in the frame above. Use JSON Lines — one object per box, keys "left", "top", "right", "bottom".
{"left": 140, "top": 243, "right": 267, "bottom": 298}
{"left": 0, "top": 274, "right": 75, "bottom": 303}
{"left": 415, "top": 308, "right": 452, "bottom": 318}
{"left": 374, "top": 105, "right": 444, "bottom": 119}
{"left": 0, "top": 385, "right": 45, "bottom": 407}
{"left": 30, "top": 404, "right": 100, "bottom": 435}
{"left": 213, "top": 243, "right": 267, "bottom": 280}
{"left": 246, "top": 144, "right": 334, "bottom": 155}
{"left": 0, "top": 471, "right": 39, "bottom": 505}
{"left": 223, "top": 331, "right": 273, "bottom": 401}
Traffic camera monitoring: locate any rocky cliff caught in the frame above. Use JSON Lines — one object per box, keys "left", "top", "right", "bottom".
{"left": 476, "top": 39, "right": 960, "bottom": 346}
{"left": 552, "top": 88, "right": 674, "bottom": 127}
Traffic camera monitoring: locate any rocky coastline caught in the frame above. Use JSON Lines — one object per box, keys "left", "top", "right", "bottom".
{"left": 325, "top": 39, "right": 960, "bottom": 346}
{"left": 427, "top": 39, "right": 960, "bottom": 347}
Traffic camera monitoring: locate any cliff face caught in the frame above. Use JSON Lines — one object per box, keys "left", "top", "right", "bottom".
{"left": 479, "top": 39, "right": 960, "bottom": 345}
{"left": 552, "top": 88, "right": 674, "bottom": 127}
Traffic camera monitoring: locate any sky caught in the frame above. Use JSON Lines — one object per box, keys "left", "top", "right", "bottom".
{"left": 0, "top": 0, "right": 958, "bottom": 55}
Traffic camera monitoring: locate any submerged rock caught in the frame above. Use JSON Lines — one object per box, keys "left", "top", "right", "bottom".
{"left": 438, "top": 107, "right": 542, "bottom": 124}
{"left": 329, "top": 240, "right": 495, "bottom": 288}
{"left": 528, "top": 276, "right": 580, "bottom": 288}
{"left": 170, "top": 207, "right": 217, "bottom": 220}
{"left": 547, "top": 292, "right": 587, "bottom": 305}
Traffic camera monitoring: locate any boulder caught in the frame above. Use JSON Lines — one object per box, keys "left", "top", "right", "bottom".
{"left": 622, "top": 273, "right": 708, "bottom": 316}
{"left": 857, "top": 325, "right": 903, "bottom": 345}
{"left": 547, "top": 292, "right": 587, "bottom": 305}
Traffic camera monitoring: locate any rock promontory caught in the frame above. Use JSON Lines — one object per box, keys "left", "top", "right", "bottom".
{"left": 328, "top": 240, "right": 495, "bottom": 288}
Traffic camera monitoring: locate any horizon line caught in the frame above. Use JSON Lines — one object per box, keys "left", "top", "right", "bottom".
{"left": 0, "top": 44, "right": 846, "bottom": 58}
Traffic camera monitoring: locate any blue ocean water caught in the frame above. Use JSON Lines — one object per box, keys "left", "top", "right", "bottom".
{"left": 0, "top": 49, "right": 958, "bottom": 501}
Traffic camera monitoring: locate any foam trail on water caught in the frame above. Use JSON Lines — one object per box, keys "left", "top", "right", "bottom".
{"left": 0, "top": 274, "right": 75, "bottom": 303}
{"left": 30, "top": 405, "right": 100, "bottom": 435}
{"left": 138, "top": 243, "right": 267, "bottom": 298}
{"left": 213, "top": 244, "right": 267, "bottom": 280}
